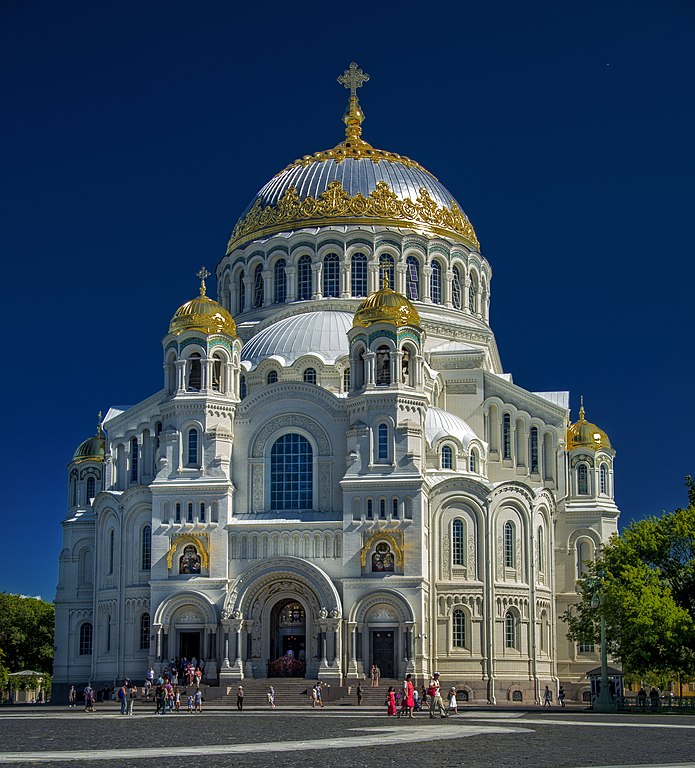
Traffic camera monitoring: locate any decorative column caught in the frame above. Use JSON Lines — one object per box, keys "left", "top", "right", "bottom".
{"left": 346, "top": 621, "right": 359, "bottom": 678}
{"left": 463, "top": 274, "right": 471, "bottom": 313}
{"left": 367, "top": 261, "right": 379, "bottom": 294}
{"left": 340, "top": 261, "right": 350, "bottom": 298}
{"left": 445, "top": 269, "right": 454, "bottom": 308}
{"left": 175, "top": 360, "right": 186, "bottom": 392}
{"left": 155, "top": 625, "right": 163, "bottom": 662}
{"left": 243, "top": 619, "right": 254, "bottom": 678}
{"left": 286, "top": 266, "right": 297, "bottom": 302}
{"left": 365, "top": 352, "right": 376, "bottom": 386}
{"left": 204, "top": 624, "right": 218, "bottom": 680}
{"left": 263, "top": 269, "right": 273, "bottom": 307}
{"left": 395, "top": 262, "right": 407, "bottom": 294}
{"left": 422, "top": 264, "right": 432, "bottom": 303}
{"left": 312, "top": 262, "right": 322, "bottom": 299}
{"left": 405, "top": 621, "right": 416, "bottom": 674}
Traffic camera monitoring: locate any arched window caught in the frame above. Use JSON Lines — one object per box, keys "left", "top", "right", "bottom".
{"left": 469, "top": 273, "right": 478, "bottom": 313}
{"left": 577, "top": 539, "right": 592, "bottom": 578}
{"left": 187, "top": 502, "right": 193, "bottom": 523}
{"left": 599, "top": 463, "right": 609, "bottom": 495}
{"left": 343, "top": 368, "right": 350, "bottom": 393}
{"left": 377, "top": 423, "right": 388, "bottom": 461}
{"left": 187, "top": 428, "right": 199, "bottom": 467}
{"left": 406, "top": 256, "right": 420, "bottom": 299}
{"left": 267, "top": 370, "right": 278, "bottom": 385}
{"left": 505, "top": 610, "right": 516, "bottom": 649}
{"left": 303, "top": 368, "right": 317, "bottom": 384}
{"left": 453, "top": 609, "right": 466, "bottom": 648}
{"left": 86, "top": 476, "right": 96, "bottom": 500}
{"left": 376, "top": 345, "right": 390, "bottom": 386}
{"left": 351, "top": 252, "right": 367, "bottom": 296}
{"left": 199, "top": 502, "right": 205, "bottom": 523}
{"left": 179, "top": 544, "right": 201, "bottom": 574}
{"left": 379, "top": 255, "right": 394, "bottom": 288}
{"left": 502, "top": 414, "right": 511, "bottom": 460}
{"left": 577, "top": 464, "right": 589, "bottom": 495}
{"left": 175, "top": 502, "right": 181, "bottom": 523}
{"left": 187, "top": 353, "right": 201, "bottom": 391}
{"left": 537, "top": 526, "right": 544, "bottom": 572}
{"left": 270, "top": 433, "right": 313, "bottom": 510}
{"left": 240, "top": 376, "right": 247, "bottom": 400}
{"left": 79, "top": 622, "right": 93, "bottom": 655}
{"left": 130, "top": 437, "right": 139, "bottom": 483}
{"left": 212, "top": 353, "right": 223, "bottom": 392}
{"left": 141, "top": 525, "right": 151, "bottom": 570}
{"left": 274, "top": 258, "right": 286, "bottom": 303}
{"left": 452, "top": 519, "right": 465, "bottom": 566}
{"left": 441, "top": 445, "right": 453, "bottom": 469}
{"left": 452, "top": 266, "right": 463, "bottom": 309}
{"left": 430, "top": 260, "right": 442, "bottom": 304}
{"left": 108, "top": 529, "right": 115, "bottom": 575}
{"left": 540, "top": 609, "right": 548, "bottom": 653}
{"left": 238, "top": 270, "right": 245, "bottom": 313}
{"left": 504, "top": 521, "right": 515, "bottom": 568}
{"left": 139, "top": 613, "right": 150, "bottom": 651}
{"left": 297, "top": 255, "right": 312, "bottom": 301}
{"left": 371, "top": 541, "right": 394, "bottom": 572}
{"left": 379, "top": 498, "right": 386, "bottom": 519}
{"left": 253, "top": 264, "right": 264, "bottom": 307}
{"left": 154, "top": 422, "right": 162, "bottom": 474}
{"left": 70, "top": 470, "right": 78, "bottom": 507}
{"left": 323, "top": 253, "right": 339, "bottom": 297}
{"left": 530, "top": 427, "right": 539, "bottom": 474}
{"left": 367, "top": 499, "right": 373, "bottom": 519}
{"left": 392, "top": 498, "right": 399, "bottom": 519}
{"left": 469, "top": 449, "right": 478, "bottom": 473}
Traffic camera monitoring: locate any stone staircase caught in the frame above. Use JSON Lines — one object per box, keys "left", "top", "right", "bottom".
{"left": 215, "top": 678, "right": 323, "bottom": 707}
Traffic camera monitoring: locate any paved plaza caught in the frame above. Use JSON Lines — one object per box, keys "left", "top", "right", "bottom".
{"left": 1, "top": 705, "right": 695, "bottom": 768}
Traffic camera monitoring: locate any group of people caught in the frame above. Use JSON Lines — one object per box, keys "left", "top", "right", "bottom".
{"left": 384, "top": 672, "right": 456, "bottom": 718}
{"left": 543, "top": 685, "right": 566, "bottom": 706}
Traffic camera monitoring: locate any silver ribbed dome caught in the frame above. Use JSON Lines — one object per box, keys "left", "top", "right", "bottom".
{"left": 241, "top": 311, "right": 352, "bottom": 368}
{"left": 425, "top": 406, "right": 477, "bottom": 448}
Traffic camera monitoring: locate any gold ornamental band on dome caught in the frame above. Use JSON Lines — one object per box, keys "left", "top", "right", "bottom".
{"left": 227, "top": 180, "right": 480, "bottom": 254}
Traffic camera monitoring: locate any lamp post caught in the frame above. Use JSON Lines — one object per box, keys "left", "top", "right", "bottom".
{"left": 587, "top": 577, "right": 616, "bottom": 713}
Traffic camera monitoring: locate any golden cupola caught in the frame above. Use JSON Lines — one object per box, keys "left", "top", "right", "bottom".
{"left": 353, "top": 273, "right": 421, "bottom": 329}
{"left": 73, "top": 413, "right": 106, "bottom": 463}
{"left": 169, "top": 267, "right": 237, "bottom": 338}
{"left": 567, "top": 399, "right": 612, "bottom": 451}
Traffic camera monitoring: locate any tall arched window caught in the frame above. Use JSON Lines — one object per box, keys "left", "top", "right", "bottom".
{"left": 441, "top": 445, "right": 453, "bottom": 469}
{"left": 141, "top": 525, "right": 151, "bottom": 570}
{"left": 70, "top": 470, "right": 78, "bottom": 506}
{"left": 238, "top": 270, "right": 245, "bottom": 313}
{"left": 79, "top": 622, "right": 93, "bottom": 655}
{"left": 108, "top": 529, "right": 115, "bottom": 575}
{"left": 505, "top": 611, "right": 516, "bottom": 648}
{"left": 452, "top": 519, "right": 465, "bottom": 565}
{"left": 297, "top": 255, "right": 312, "bottom": 300}
{"left": 377, "top": 423, "right": 388, "bottom": 461}
{"left": 379, "top": 255, "right": 394, "bottom": 288}
{"left": 469, "top": 273, "right": 478, "bottom": 313}
{"left": 504, "top": 521, "right": 515, "bottom": 568}
{"left": 130, "top": 438, "right": 139, "bottom": 483}
{"left": 274, "top": 258, "right": 286, "bottom": 304}
{"left": 379, "top": 498, "right": 386, "bottom": 519}
{"left": 323, "top": 253, "right": 339, "bottom": 297}
{"left": 577, "top": 539, "right": 592, "bottom": 578}
{"left": 271, "top": 433, "right": 313, "bottom": 511}
{"left": 599, "top": 463, "right": 609, "bottom": 495}
{"left": 376, "top": 345, "right": 390, "bottom": 386}
{"left": 453, "top": 609, "right": 466, "bottom": 648}
{"left": 367, "top": 499, "right": 373, "bottom": 519}
{"left": 537, "top": 526, "right": 544, "bottom": 572}
{"left": 187, "top": 428, "right": 199, "bottom": 467}
{"left": 139, "top": 613, "right": 150, "bottom": 651}
{"left": 303, "top": 368, "right": 317, "bottom": 384}
{"left": 392, "top": 498, "right": 399, "bottom": 519}
{"left": 469, "top": 449, "right": 478, "bottom": 473}
{"left": 343, "top": 368, "right": 350, "bottom": 393}
{"left": 452, "top": 265, "right": 463, "bottom": 309}
{"left": 86, "top": 476, "right": 96, "bottom": 500}
{"left": 239, "top": 375, "right": 247, "bottom": 399}
{"left": 502, "top": 414, "right": 511, "bottom": 460}
{"left": 406, "top": 256, "right": 420, "bottom": 299}
{"left": 267, "top": 370, "right": 278, "bottom": 385}
{"left": 253, "top": 264, "right": 264, "bottom": 307}
{"left": 175, "top": 502, "right": 181, "bottom": 523}
{"left": 530, "top": 427, "right": 539, "bottom": 473}
{"left": 187, "top": 353, "right": 201, "bottom": 391}
{"left": 351, "top": 252, "right": 367, "bottom": 296}
{"left": 430, "top": 260, "right": 442, "bottom": 304}
{"left": 577, "top": 464, "right": 589, "bottom": 495}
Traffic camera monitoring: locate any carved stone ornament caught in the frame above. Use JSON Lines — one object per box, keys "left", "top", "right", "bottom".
{"left": 251, "top": 415, "right": 330, "bottom": 457}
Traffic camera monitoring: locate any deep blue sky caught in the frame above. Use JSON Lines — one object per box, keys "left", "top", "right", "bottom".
{"left": 2, "top": 1, "right": 693, "bottom": 600}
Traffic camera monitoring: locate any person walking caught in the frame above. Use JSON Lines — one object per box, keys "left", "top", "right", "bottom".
{"left": 126, "top": 685, "right": 137, "bottom": 715}
{"left": 194, "top": 688, "right": 203, "bottom": 713}
{"left": 117, "top": 683, "right": 128, "bottom": 715}
{"left": 84, "top": 684, "right": 95, "bottom": 712}
{"left": 371, "top": 664, "right": 381, "bottom": 688}
{"left": 267, "top": 685, "right": 276, "bottom": 709}
{"left": 428, "top": 672, "right": 448, "bottom": 718}
{"left": 386, "top": 686, "right": 397, "bottom": 716}
{"left": 543, "top": 685, "right": 552, "bottom": 706}
{"left": 558, "top": 686, "right": 566, "bottom": 707}
{"left": 448, "top": 687, "right": 458, "bottom": 714}
{"left": 356, "top": 682, "right": 363, "bottom": 706}
{"left": 236, "top": 685, "right": 244, "bottom": 711}
{"left": 402, "top": 673, "right": 415, "bottom": 719}
{"left": 68, "top": 686, "right": 76, "bottom": 708}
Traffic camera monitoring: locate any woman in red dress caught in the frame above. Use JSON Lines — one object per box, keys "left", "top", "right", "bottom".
{"left": 403, "top": 673, "right": 415, "bottom": 719}
{"left": 386, "top": 686, "right": 397, "bottom": 716}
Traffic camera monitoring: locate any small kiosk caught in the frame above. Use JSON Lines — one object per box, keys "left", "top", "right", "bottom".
{"left": 586, "top": 665, "right": 624, "bottom": 707}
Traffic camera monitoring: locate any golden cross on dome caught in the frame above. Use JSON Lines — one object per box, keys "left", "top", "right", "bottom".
{"left": 197, "top": 266, "right": 210, "bottom": 296}
{"left": 97, "top": 410, "right": 103, "bottom": 436}
{"left": 337, "top": 62, "right": 369, "bottom": 97}
{"left": 379, "top": 260, "right": 391, "bottom": 290}
{"left": 579, "top": 394, "right": 585, "bottom": 420}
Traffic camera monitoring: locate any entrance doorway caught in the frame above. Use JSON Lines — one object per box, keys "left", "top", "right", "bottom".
{"left": 371, "top": 630, "right": 395, "bottom": 678}
{"left": 268, "top": 599, "right": 307, "bottom": 677}
{"left": 179, "top": 631, "right": 201, "bottom": 661}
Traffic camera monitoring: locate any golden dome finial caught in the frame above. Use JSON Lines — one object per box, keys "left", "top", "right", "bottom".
{"left": 338, "top": 62, "right": 369, "bottom": 144}
{"left": 579, "top": 394, "right": 585, "bottom": 421}
{"left": 196, "top": 266, "right": 211, "bottom": 297}
{"left": 97, "top": 411, "right": 103, "bottom": 437}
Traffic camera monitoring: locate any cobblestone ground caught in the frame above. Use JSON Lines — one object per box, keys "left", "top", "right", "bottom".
{"left": 1, "top": 705, "right": 694, "bottom": 768}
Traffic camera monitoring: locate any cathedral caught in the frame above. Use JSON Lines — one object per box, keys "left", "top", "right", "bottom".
{"left": 54, "top": 64, "right": 620, "bottom": 704}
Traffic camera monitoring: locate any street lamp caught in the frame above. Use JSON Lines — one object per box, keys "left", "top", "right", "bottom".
{"left": 587, "top": 576, "right": 616, "bottom": 713}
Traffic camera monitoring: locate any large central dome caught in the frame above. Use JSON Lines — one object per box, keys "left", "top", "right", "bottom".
{"left": 227, "top": 69, "right": 479, "bottom": 254}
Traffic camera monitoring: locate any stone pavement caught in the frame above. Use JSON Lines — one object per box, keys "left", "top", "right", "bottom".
{"left": 1, "top": 704, "right": 694, "bottom": 768}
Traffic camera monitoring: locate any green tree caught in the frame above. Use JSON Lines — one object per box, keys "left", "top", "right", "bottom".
{"left": 564, "top": 478, "right": 695, "bottom": 680}
{"left": 0, "top": 593, "right": 54, "bottom": 674}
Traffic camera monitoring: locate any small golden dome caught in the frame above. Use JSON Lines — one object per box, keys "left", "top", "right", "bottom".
{"left": 168, "top": 267, "right": 237, "bottom": 338}
{"left": 73, "top": 413, "right": 106, "bottom": 463}
{"left": 567, "top": 400, "right": 612, "bottom": 451}
{"left": 353, "top": 275, "right": 421, "bottom": 328}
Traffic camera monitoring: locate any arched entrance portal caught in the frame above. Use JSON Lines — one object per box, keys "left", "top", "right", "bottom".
{"left": 268, "top": 599, "right": 307, "bottom": 677}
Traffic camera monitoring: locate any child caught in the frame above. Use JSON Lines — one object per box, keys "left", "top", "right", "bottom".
{"left": 448, "top": 687, "right": 458, "bottom": 714}
{"left": 187, "top": 693, "right": 194, "bottom": 713}
{"left": 386, "top": 686, "right": 397, "bottom": 716}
